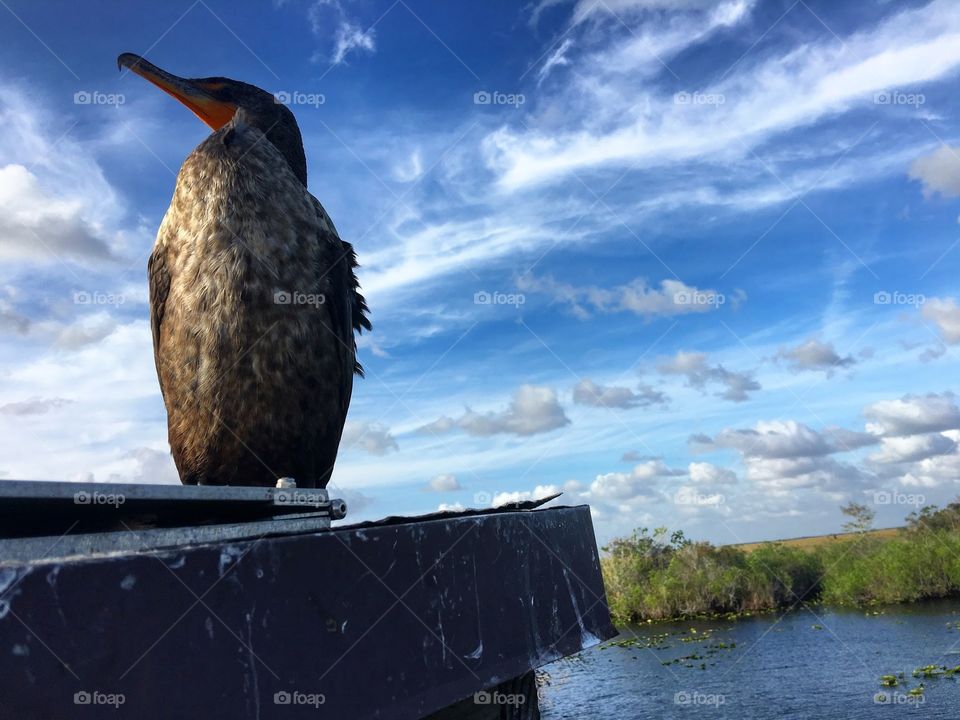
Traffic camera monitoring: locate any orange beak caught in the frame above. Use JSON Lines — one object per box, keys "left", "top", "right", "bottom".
{"left": 117, "top": 53, "right": 237, "bottom": 130}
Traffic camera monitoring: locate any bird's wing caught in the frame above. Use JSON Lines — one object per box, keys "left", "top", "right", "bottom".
{"left": 310, "top": 197, "right": 371, "bottom": 376}
{"left": 147, "top": 245, "right": 170, "bottom": 397}
{"left": 340, "top": 238, "right": 372, "bottom": 372}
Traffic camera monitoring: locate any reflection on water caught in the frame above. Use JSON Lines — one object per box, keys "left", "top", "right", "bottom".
{"left": 540, "top": 600, "right": 960, "bottom": 719}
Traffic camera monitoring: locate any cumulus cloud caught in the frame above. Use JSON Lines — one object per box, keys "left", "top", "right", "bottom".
{"left": 742, "top": 455, "right": 869, "bottom": 493}
{"left": 492, "top": 484, "right": 562, "bottom": 507}
{"left": 709, "top": 420, "right": 875, "bottom": 459}
{"left": 516, "top": 274, "right": 730, "bottom": 320}
{"left": 341, "top": 421, "right": 399, "bottom": 455}
{"left": 922, "top": 297, "right": 960, "bottom": 344}
{"left": 420, "top": 385, "right": 570, "bottom": 437}
{"left": 909, "top": 145, "right": 960, "bottom": 198}
{"left": 695, "top": 419, "right": 881, "bottom": 494}
{"left": 589, "top": 460, "right": 681, "bottom": 501}
{"left": 868, "top": 433, "right": 957, "bottom": 464}
{"left": 898, "top": 431, "right": 960, "bottom": 487}
{"left": 695, "top": 392, "right": 960, "bottom": 497}
{"left": 776, "top": 338, "right": 855, "bottom": 373}
{"left": 110, "top": 447, "right": 180, "bottom": 484}
{"left": 0, "top": 397, "right": 73, "bottom": 416}
{"left": 693, "top": 424, "right": 863, "bottom": 459}
{"left": 54, "top": 313, "right": 118, "bottom": 349}
{"left": 572, "top": 378, "right": 665, "bottom": 409}
{"left": 657, "top": 351, "right": 760, "bottom": 402}
{"left": 688, "top": 462, "right": 736, "bottom": 485}
{"left": 0, "top": 164, "right": 118, "bottom": 263}
{"left": 864, "top": 392, "right": 960, "bottom": 437}
{"left": 424, "top": 473, "right": 461, "bottom": 492}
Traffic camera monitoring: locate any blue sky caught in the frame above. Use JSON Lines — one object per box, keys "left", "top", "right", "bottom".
{"left": 2, "top": 0, "right": 960, "bottom": 546}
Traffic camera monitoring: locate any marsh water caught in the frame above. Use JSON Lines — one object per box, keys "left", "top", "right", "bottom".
{"left": 539, "top": 599, "right": 960, "bottom": 719}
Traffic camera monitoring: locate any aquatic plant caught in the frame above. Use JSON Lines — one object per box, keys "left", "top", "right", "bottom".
{"left": 602, "top": 500, "right": 960, "bottom": 624}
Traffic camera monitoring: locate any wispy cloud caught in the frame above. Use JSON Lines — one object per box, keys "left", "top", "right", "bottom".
{"left": 308, "top": 0, "right": 377, "bottom": 64}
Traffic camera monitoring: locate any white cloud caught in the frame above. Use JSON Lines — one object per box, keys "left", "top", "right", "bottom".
{"left": 424, "top": 473, "right": 461, "bottom": 492}
{"left": 492, "top": 484, "right": 561, "bottom": 506}
{"left": 657, "top": 351, "right": 760, "bottom": 402}
{"left": 922, "top": 297, "right": 960, "bottom": 344}
{"left": 572, "top": 378, "right": 665, "bottom": 409}
{"left": 392, "top": 149, "right": 423, "bottom": 183}
{"left": 688, "top": 462, "right": 736, "bottom": 485}
{"left": 421, "top": 384, "right": 570, "bottom": 437}
{"left": 864, "top": 392, "right": 960, "bottom": 437}
{"left": 53, "top": 312, "right": 118, "bottom": 349}
{"left": 309, "top": 0, "right": 376, "bottom": 65}
{"left": 909, "top": 145, "right": 960, "bottom": 197}
{"left": 108, "top": 447, "right": 179, "bottom": 485}
{"left": 0, "top": 397, "right": 73, "bottom": 416}
{"left": 589, "top": 459, "right": 679, "bottom": 501}
{"left": 537, "top": 38, "right": 574, "bottom": 84}
{"left": 438, "top": 501, "right": 465, "bottom": 512}
{"left": 341, "top": 421, "right": 399, "bottom": 455}
{"left": 0, "top": 164, "right": 118, "bottom": 262}
{"left": 776, "top": 338, "right": 855, "bottom": 373}
{"left": 517, "top": 274, "right": 729, "bottom": 319}
{"left": 486, "top": 0, "right": 960, "bottom": 189}
{"left": 705, "top": 420, "right": 879, "bottom": 460}
{"left": 869, "top": 432, "right": 957, "bottom": 464}
{"left": 742, "top": 456, "right": 868, "bottom": 493}
{"left": 898, "top": 432, "right": 960, "bottom": 487}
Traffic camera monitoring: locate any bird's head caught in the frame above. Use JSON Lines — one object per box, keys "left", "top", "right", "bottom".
{"left": 118, "top": 53, "right": 307, "bottom": 185}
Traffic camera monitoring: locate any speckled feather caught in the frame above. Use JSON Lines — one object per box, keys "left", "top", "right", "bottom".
{"left": 149, "top": 112, "right": 369, "bottom": 487}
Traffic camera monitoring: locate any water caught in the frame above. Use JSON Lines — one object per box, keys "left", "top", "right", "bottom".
{"left": 539, "top": 600, "right": 960, "bottom": 719}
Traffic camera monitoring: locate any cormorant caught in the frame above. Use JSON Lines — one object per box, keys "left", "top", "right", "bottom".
{"left": 119, "top": 53, "right": 370, "bottom": 488}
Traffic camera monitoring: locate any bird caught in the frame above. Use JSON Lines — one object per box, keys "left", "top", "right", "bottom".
{"left": 118, "top": 53, "right": 370, "bottom": 488}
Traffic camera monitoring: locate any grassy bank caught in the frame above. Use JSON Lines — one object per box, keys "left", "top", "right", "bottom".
{"left": 602, "top": 501, "right": 960, "bottom": 625}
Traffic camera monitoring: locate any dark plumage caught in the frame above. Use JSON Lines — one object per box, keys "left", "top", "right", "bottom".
{"left": 120, "top": 53, "right": 370, "bottom": 488}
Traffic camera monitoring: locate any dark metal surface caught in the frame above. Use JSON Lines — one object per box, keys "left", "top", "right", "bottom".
{"left": 0, "top": 504, "right": 615, "bottom": 720}
{"left": 0, "top": 479, "right": 343, "bottom": 539}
